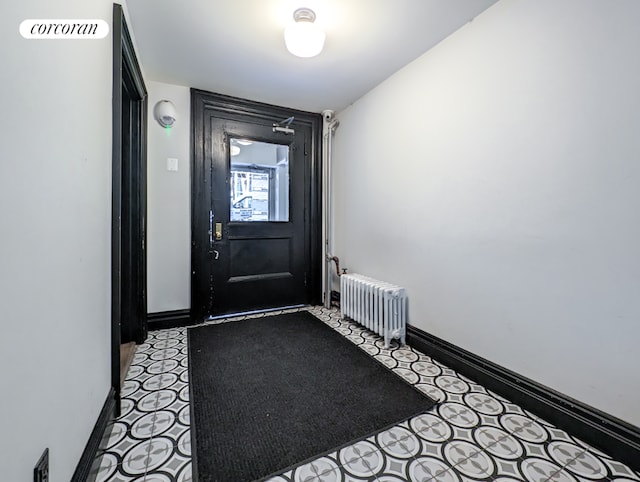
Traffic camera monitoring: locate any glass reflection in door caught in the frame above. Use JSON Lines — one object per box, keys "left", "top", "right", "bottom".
{"left": 229, "top": 138, "right": 289, "bottom": 222}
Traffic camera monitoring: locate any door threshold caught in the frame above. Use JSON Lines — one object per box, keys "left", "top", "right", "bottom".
{"left": 206, "top": 304, "right": 308, "bottom": 321}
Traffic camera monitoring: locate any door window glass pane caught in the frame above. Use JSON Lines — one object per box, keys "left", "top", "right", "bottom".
{"left": 230, "top": 139, "right": 289, "bottom": 222}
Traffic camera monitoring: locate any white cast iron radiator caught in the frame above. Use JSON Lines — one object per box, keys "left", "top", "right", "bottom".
{"left": 340, "top": 273, "right": 407, "bottom": 348}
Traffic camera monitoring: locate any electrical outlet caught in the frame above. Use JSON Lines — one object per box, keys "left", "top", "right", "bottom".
{"left": 34, "top": 448, "right": 49, "bottom": 482}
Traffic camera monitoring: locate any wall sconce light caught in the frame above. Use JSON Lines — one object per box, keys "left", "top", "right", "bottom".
{"left": 154, "top": 100, "right": 177, "bottom": 128}
{"left": 284, "top": 7, "right": 325, "bottom": 58}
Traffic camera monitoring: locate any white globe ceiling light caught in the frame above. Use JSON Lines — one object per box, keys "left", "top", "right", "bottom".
{"left": 284, "top": 8, "right": 325, "bottom": 58}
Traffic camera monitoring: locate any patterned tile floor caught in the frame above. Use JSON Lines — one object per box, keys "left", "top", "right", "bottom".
{"left": 90, "top": 306, "right": 640, "bottom": 482}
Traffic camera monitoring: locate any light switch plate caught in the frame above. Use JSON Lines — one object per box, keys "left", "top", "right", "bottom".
{"left": 167, "top": 158, "right": 178, "bottom": 171}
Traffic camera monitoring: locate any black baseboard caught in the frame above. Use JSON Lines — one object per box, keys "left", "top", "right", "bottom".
{"left": 148, "top": 309, "right": 192, "bottom": 331}
{"left": 406, "top": 324, "right": 640, "bottom": 472}
{"left": 71, "top": 388, "right": 116, "bottom": 482}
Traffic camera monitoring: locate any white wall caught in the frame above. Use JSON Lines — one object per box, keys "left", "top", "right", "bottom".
{"left": 147, "top": 81, "right": 191, "bottom": 313}
{"left": 332, "top": 0, "right": 640, "bottom": 427}
{"left": 0, "top": 0, "right": 116, "bottom": 480}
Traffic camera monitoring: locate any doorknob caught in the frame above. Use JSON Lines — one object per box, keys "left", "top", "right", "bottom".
{"left": 215, "top": 222, "right": 223, "bottom": 240}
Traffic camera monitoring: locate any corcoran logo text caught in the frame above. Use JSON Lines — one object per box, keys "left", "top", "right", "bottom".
{"left": 20, "top": 19, "right": 109, "bottom": 39}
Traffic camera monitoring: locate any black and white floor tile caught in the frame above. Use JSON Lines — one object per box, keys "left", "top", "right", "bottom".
{"left": 90, "top": 307, "right": 640, "bottom": 482}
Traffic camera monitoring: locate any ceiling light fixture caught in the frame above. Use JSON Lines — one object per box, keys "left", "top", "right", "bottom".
{"left": 284, "top": 7, "right": 325, "bottom": 58}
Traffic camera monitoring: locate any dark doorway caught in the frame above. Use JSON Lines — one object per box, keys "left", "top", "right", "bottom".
{"left": 191, "top": 91, "right": 322, "bottom": 321}
{"left": 112, "top": 4, "right": 148, "bottom": 412}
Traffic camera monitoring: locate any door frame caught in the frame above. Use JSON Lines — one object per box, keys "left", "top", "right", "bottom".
{"left": 112, "top": 3, "right": 148, "bottom": 412}
{"left": 190, "top": 90, "right": 322, "bottom": 322}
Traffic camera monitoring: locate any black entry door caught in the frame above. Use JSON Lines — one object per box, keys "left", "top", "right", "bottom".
{"left": 191, "top": 91, "right": 322, "bottom": 321}
{"left": 210, "top": 118, "right": 306, "bottom": 314}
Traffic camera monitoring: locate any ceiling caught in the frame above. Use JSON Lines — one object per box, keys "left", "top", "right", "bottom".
{"left": 126, "top": 0, "right": 498, "bottom": 113}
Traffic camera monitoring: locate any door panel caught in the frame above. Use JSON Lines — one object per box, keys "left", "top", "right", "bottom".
{"left": 208, "top": 117, "right": 306, "bottom": 315}
{"left": 229, "top": 238, "right": 291, "bottom": 279}
{"left": 191, "top": 90, "right": 322, "bottom": 322}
